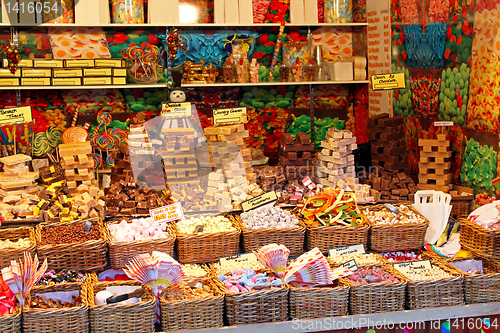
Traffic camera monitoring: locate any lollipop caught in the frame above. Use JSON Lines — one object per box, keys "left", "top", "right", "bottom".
{"left": 33, "top": 132, "right": 52, "bottom": 157}
{"left": 97, "top": 112, "right": 112, "bottom": 127}
{"left": 106, "top": 154, "right": 115, "bottom": 167}
{"left": 46, "top": 126, "right": 63, "bottom": 147}
{"left": 89, "top": 153, "right": 103, "bottom": 169}
{"left": 62, "top": 126, "right": 88, "bottom": 143}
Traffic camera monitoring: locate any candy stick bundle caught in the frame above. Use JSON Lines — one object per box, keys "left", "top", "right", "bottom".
{"left": 124, "top": 251, "right": 185, "bottom": 322}
{"left": 255, "top": 245, "right": 354, "bottom": 288}
{"left": 1, "top": 252, "right": 48, "bottom": 307}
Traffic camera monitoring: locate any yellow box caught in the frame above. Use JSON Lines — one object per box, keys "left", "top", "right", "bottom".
{"left": 113, "top": 68, "right": 127, "bottom": 76}
{"left": 112, "top": 77, "right": 127, "bottom": 85}
{"left": 33, "top": 59, "right": 64, "bottom": 68}
{"left": 53, "top": 69, "right": 83, "bottom": 78}
{"left": 0, "top": 78, "right": 20, "bottom": 86}
{"left": 0, "top": 69, "right": 21, "bottom": 77}
{"left": 83, "top": 77, "right": 112, "bottom": 85}
{"left": 3, "top": 59, "right": 33, "bottom": 68}
{"left": 21, "top": 69, "right": 52, "bottom": 78}
{"left": 64, "top": 59, "right": 95, "bottom": 68}
{"left": 83, "top": 68, "right": 112, "bottom": 76}
{"left": 94, "top": 59, "right": 126, "bottom": 67}
{"left": 21, "top": 78, "right": 51, "bottom": 86}
{"left": 52, "top": 78, "right": 82, "bottom": 86}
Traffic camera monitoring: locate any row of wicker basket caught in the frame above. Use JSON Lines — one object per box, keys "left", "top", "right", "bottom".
{"left": 3, "top": 254, "right": 499, "bottom": 333}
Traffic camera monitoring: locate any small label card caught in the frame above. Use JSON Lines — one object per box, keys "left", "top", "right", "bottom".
{"left": 241, "top": 191, "right": 277, "bottom": 212}
{"left": 0, "top": 106, "right": 32, "bottom": 125}
{"left": 392, "top": 259, "right": 433, "bottom": 274}
{"left": 213, "top": 107, "right": 247, "bottom": 126}
{"left": 371, "top": 73, "right": 406, "bottom": 90}
{"left": 219, "top": 253, "right": 259, "bottom": 265}
{"left": 328, "top": 244, "right": 366, "bottom": 257}
{"left": 161, "top": 102, "right": 192, "bottom": 117}
{"left": 339, "top": 259, "right": 358, "bottom": 272}
{"left": 149, "top": 202, "right": 184, "bottom": 224}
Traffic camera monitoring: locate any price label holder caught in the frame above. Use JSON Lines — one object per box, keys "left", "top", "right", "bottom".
{"left": 161, "top": 102, "right": 192, "bottom": 117}
{"left": 328, "top": 243, "right": 366, "bottom": 257}
{"left": 0, "top": 106, "right": 32, "bottom": 125}
{"left": 213, "top": 107, "right": 247, "bottom": 126}
{"left": 392, "top": 259, "right": 433, "bottom": 275}
{"left": 241, "top": 191, "right": 278, "bottom": 212}
{"left": 339, "top": 259, "right": 358, "bottom": 272}
{"left": 434, "top": 121, "right": 454, "bottom": 127}
{"left": 219, "top": 253, "right": 259, "bottom": 266}
{"left": 149, "top": 202, "right": 184, "bottom": 227}
{"left": 370, "top": 73, "right": 405, "bottom": 90}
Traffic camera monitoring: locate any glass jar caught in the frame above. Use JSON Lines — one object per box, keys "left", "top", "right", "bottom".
{"left": 110, "top": 0, "right": 145, "bottom": 24}
{"left": 41, "top": 0, "right": 75, "bottom": 23}
{"left": 324, "top": 0, "right": 353, "bottom": 23}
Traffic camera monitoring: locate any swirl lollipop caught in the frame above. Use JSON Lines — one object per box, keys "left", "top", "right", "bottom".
{"left": 106, "top": 154, "right": 115, "bottom": 167}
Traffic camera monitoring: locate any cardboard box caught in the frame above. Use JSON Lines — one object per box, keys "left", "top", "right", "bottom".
{"left": 53, "top": 69, "right": 83, "bottom": 77}
{"left": 75, "top": 0, "right": 109, "bottom": 25}
{"left": 112, "top": 77, "right": 127, "bottom": 85}
{"left": 33, "top": 59, "right": 64, "bottom": 68}
{"left": 238, "top": 0, "right": 253, "bottom": 24}
{"left": 224, "top": 0, "right": 239, "bottom": 24}
{"left": 112, "top": 68, "right": 127, "bottom": 76}
{"left": 21, "top": 69, "right": 52, "bottom": 77}
{"left": 304, "top": 0, "right": 319, "bottom": 23}
{"left": 65, "top": 59, "right": 95, "bottom": 68}
{"left": 3, "top": 59, "right": 33, "bottom": 68}
{"left": 52, "top": 77, "right": 82, "bottom": 86}
{"left": 290, "top": 0, "right": 305, "bottom": 23}
{"left": 83, "top": 77, "right": 112, "bottom": 85}
{"left": 0, "top": 68, "right": 21, "bottom": 77}
{"left": 214, "top": 0, "right": 225, "bottom": 23}
{"left": 21, "top": 78, "right": 51, "bottom": 86}
{"left": 0, "top": 78, "right": 20, "bottom": 86}
{"left": 148, "top": 0, "right": 179, "bottom": 24}
{"left": 83, "top": 68, "right": 112, "bottom": 76}
{"left": 94, "top": 59, "right": 126, "bottom": 67}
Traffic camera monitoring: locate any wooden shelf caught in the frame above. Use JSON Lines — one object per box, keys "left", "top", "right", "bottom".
{"left": 160, "top": 302, "right": 500, "bottom": 333}
{"left": 0, "top": 22, "right": 367, "bottom": 28}
{"left": 0, "top": 80, "right": 369, "bottom": 90}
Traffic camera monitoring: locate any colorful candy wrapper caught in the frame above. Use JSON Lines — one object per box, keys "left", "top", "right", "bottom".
{"left": 1, "top": 252, "right": 48, "bottom": 307}
{"left": 254, "top": 244, "right": 290, "bottom": 278}
{"left": 124, "top": 252, "right": 185, "bottom": 322}
{"left": 284, "top": 248, "right": 333, "bottom": 287}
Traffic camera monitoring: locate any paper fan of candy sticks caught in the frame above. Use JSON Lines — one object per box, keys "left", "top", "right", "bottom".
{"left": 284, "top": 248, "right": 334, "bottom": 287}
{"left": 254, "top": 244, "right": 290, "bottom": 278}
{"left": 124, "top": 251, "right": 185, "bottom": 322}
{"left": 1, "top": 252, "right": 48, "bottom": 307}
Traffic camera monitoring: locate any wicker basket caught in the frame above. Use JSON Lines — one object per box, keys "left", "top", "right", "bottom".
{"left": 160, "top": 279, "right": 224, "bottom": 331}
{"left": 23, "top": 280, "right": 89, "bottom": 333}
{"left": 235, "top": 214, "right": 306, "bottom": 257}
{"left": 0, "top": 226, "right": 36, "bottom": 269}
{"left": 402, "top": 259, "right": 464, "bottom": 309}
{"left": 289, "top": 280, "right": 349, "bottom": 319}
{"left": 88, "top": 280, "right": 155, "bottom": 333}
{"left": 173, "top": 214, "right": 241, "bottom": 264}
{"left": 104, "top": 219, "right": 175, "bottom": 269}
{"left": 305, "top": 222, "right": 370, "bottom": 255}
{"left": 328, "top": 252, "right": 387, "bottom": 267}
{"left": 459, "top": 218, "right": 500, "bottom": 260}
{"left": 450, "top": 186, "right": 474, "bottom": 219}
{"left": 36, "top": 218, "right": 107, "bottom": 272}
{"left": 214, "top": 277, "right": 288, "bottom": 325}
{"left": 344, "top": 264, "right": 407, "bottom": 315}
{"left": 0, "top": 306, "right": 21, "bottom": 333}
{"left": 365, "top": 204, "right": 429, "bottom": 252}
{"left": 448, "top": 255, "right": 500, "bottom": 304}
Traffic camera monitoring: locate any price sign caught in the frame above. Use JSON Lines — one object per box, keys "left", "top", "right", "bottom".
{"left": 161, "top": 102, "right": 192, "bottom": 117}
{"left": 219, "top": 253, "right": 259, "bottom": 266}
{"left": 213, "top": 107, "right": 247, "bottom": 126}
{"left": 0, "top": 106, "right": 32, "bottom": 125}
{"left": 392, "top": 259, "right": 433, "bottom": 274}
{"left": 149, "top": 202, "right": 184, "bottom": 224}
{"left": 328, "top": 244, "right": 366, "bottom": 257}
{"left": 434, "top": 121, "right": 454, "bottom": 127}
{"left": 339, "top": 259, "right": 358, "bottom": 272}
{"left": 241, "top": 191, "right": 278, "bottom": 212}
{"left": 370, "top": 73, "right": 405, "bottom": 90}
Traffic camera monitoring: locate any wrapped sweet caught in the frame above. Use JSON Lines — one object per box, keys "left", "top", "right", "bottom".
{"left": 218, "top": 269, "right": 283, "bottom": 293}
{"left": 346, "top": 267, "right": 399, "bottom": 284}
{"left": 329, "top": 253, "right": 385, "bottom": 266}
{"left": 380, "top": 251, "right": 423, "bottom": 262}
{"left": 37, "top": 270, "right": 85, "bottom": 286}
{"left": 176, "top": 216, "right": 236, "bottom": 234}
{"left": 108, "top": 217, "right": 169, "bottom": 242}
{"left": 363, "top": 205, "right": 427, "bottom": 225}
{"left": 240, "top": 206, "right": 299, "bottom": 230}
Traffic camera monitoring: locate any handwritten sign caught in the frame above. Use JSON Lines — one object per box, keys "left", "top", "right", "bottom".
{"left": 434, "top": 121, "right": 454, "bottom": 127}
{"left": 340, "top": 259, "right": 358, "bottom": 272}
{"left": 0, "top": 106, "right": 32, "bottom": 125}
{"left": 219, "top": 253, "right": 259, "bottom": 266}
{"left": 213, "top": 107, "right": 247, "bottom": 126}
{"left": 392, "top": 259, "right": 433, "bottom": 274}
{"left": 328, "top": 244, "right": 366, "bottom": 257}
{"left": 370, "top": 73, "right": 405, "bottom": 90}
{"left": 241, "top": 191, "right": 277, "bottom": 212}
{"left": 149, "top": 202, "right": 184, "bottom": 224}
{"left": 161, "top": 102, "right": 192, "bottom": 117}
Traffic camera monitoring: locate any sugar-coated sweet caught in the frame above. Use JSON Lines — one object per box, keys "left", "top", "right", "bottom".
{"left": 181, "top": 264, "right": 208, "bottom": 278}
{"left": 240, "top": 206, "right": 299, "bottom": 230}
{"left": 176, "top": 215, "right": 236, "bottom": 234}
{"left": 346, "top": 267, "right": 400, "bottom": 284}
{"left": 329, "top": 253, "right": 385, "bottom": 266}
{"left": 0, "top": 237, "right": 31, "bottom": 249}
{"left": 380, "top": 251, "right": 423, "bottom": 262}
{"left": 108, "top": 217, "right": 169, "bottom": 242}
{"left": 219, "top": 268, "right": 283, "bottom": 293}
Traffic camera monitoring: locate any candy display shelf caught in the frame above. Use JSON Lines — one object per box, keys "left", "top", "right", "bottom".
{"left": 161, "top": 302, "right": 500, "bottom": 333}
{"left": 0, "top": 80, "right": 370, "bottom": 90}
{"left": 0, "top": 22, "right": 368, "bottom": 28}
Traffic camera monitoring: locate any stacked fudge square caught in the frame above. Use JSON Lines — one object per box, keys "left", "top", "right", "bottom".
{"left": 315, "top": 129, "right": 358, "bottom": 190}
{"left": 128, "top": 124, "right": 163, "bottom": 189}
{"left": 279, "top": 132, "right": 314, "bottom": 181}
{"left": 417, "top": 134, "right": 452, "bottom": 193}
